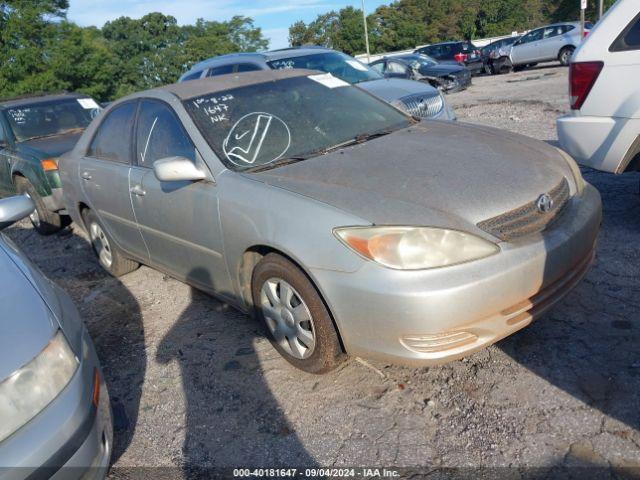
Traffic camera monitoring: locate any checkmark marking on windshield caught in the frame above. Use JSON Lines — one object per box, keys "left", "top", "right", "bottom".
{"left": 235, "top": 130, "right": 250, "bottom": 141}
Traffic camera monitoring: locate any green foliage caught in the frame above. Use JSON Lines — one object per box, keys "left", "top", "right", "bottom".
{"left": 0, "top": 2, "right": 268, "bottom": 102}
{"left": 290, "top": 0, "right": 610, "bottom": 56}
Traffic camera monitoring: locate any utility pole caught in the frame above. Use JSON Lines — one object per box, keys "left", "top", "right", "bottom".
{"left": 361, "top": 0, "right": 371, "bottom": 63}
{"left": 580, "top": 0, "right": 587, "bottom": 39}
{"left": 599, "top": 0, "right": 604, "bottom": 19}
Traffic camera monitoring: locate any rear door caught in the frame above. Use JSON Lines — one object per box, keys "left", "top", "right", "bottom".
{"left": 129, "top": 99, "right": 229, "bottom": 292}
{"left": 79, "top": 101, "right": 148, "bottom": 260}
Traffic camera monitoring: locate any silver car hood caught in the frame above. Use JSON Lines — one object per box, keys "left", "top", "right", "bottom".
{"left": 249, "top": 121, "right": 573, "bottom": 233}
{"left": 357, "top": 78, "right": 439, "bottom": 101}
{"left": 0, "top": 236, "right": 58, "bottom": 381}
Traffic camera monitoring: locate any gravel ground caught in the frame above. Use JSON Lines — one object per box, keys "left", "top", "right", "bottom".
{"left": 5, "top": 64, "right": 640, "bottom": 477}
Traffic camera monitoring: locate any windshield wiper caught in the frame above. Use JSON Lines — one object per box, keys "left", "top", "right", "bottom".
{"left": 21, "top": 127, "right": 84, "bottom": 142}
{"left": 244, "top": 126, "right": 403, "bottom": 173}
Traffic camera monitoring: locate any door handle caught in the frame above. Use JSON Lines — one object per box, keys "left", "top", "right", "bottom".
{"left": 130, "top": 184, "right": 146, "bottom": 196}
{"left": 81, "top": 171, "right": 92, "bottom": 181}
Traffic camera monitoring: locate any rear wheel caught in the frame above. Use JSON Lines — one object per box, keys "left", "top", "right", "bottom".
{"left": 82, "top": 209, "right": 139, "bottom": 277}
{"left": 559, "top": 46, "right": 575, "bottom": 66}
{"left": 251, "top": 253, "right": 346, "bottom": 374}
{"left": 14, "top": 177, "right": 68, "bottom": 235}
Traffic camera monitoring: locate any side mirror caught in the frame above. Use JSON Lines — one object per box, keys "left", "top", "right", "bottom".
{"left": 0, "top": 195, "right": 35, "bottom": 231}
{"left": 153, "top": 156, "right": 206, "bottom": 182}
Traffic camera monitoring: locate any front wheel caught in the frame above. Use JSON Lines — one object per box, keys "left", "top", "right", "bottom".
{"left": 559, "top": 47, "right": 575, "bottom": 66}
{"left": 252, "top": 253, "right": 346, "bottom": 374}
{"left": 14, "top": 177, "right": 69, "bottom": 235}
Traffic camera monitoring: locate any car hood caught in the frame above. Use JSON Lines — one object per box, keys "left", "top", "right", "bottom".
{"left": 0, "top": 236, "right": 59, "bottom": 381}
{"left": 248, "top": 121, "right": 573, "bottom": 234}
{"left": 17, "top": 131, "right": 83, "bottom": 159}
{"left": 419, "top": 64, "right": 467, "bottom": 76}
{"left": 357, "top": 78, "right": 438, "bottom": 101}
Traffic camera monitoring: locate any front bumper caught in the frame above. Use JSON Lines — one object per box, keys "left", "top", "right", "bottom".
{"left": 311, "top": 183, "right": 601, "bottom": 366}
{"left": 557, "top": 114, "right": 640, "bottom": 173}
{"left": 0, "top": 327, "right": 112, "bottom": 480}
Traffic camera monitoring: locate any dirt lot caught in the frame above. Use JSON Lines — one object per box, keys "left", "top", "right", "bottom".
{"left": 6, "top": 64, "right": 640, "bottom": 477}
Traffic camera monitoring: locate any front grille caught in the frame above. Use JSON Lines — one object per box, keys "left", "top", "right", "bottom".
{"left": 401, "top": 93, "right": 444, "bottom": 118}
{"left": 477, "top": 178, "right": 571, "bottom": 241}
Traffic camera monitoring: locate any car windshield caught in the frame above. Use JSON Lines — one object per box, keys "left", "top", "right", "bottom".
{"left": 183, "top": 75, "right": 412, "bottom": 171}
{"left": 4, "top": 98, "right": 100, "bottom": 142}
{"left": 266, "top": 52, "right": 382, "bottom": 84}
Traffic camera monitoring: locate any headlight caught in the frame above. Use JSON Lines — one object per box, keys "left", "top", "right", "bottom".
{"left": 555, "top": 147, "right": 585, "bottom": 195}
{"left": 334, "top": 226, "right": 499, "bottom": 270}
{"left": 0, "top": 330, "right": 78, "bottom": 442}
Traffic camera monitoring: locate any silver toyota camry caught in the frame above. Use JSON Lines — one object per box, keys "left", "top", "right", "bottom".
{"left": 59, "top": 69, "right": 602, "bottom": 373}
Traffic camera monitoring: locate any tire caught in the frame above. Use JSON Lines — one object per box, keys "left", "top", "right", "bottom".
{"left": 251, "top": 253, "right": 346, "bottom": 374}
{"left": 498, "top": 58, "right": 513, "bottom": 74}
{"left": 82, "top": 209, "right": 139, "bottom": 277}
{"left": 14, "top": 176, "right": 69, "bottom": 235}
{"left": 559, "top": 47, "right": 574, "bottom": 67}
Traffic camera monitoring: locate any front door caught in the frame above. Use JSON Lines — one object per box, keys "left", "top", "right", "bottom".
{"left": 511, "top": 28, "right": 544, "bottom": 64}
{"left": 130, "top": 99, "right": 230, "bottom": 294}
{"left": 79, "top": 101, "right": 148, "bottom": 260}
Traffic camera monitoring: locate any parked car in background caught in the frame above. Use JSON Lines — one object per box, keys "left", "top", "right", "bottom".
{"left": 369, "top": 54, "right": 471, "bottom": 92}
{"left": 557, "top": 1, "right": 640, "bottom": 174}
{"left": 508, "top": 22, "right": 591, "bottom": 71}
{"left": 0, "top": 195, "right": 112, "bottom": 477}
{"left": 480, "top": 36, "right": 521, "bottom": 74}
{"left": 414, "top": 41, "right": 484, "bottom": 76}
{"left": 0, "top": 93, "right": 101, "bottom": 234}
{"left": 60, "top": 69, "right": 600, "bottom": 373}
{"left": 179, "top": 47, "right": 455, "bottom": 120}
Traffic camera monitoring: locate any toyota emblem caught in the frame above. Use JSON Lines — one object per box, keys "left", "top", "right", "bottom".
{"left": 536, "top": 193, "right": 554, "bottom": 213}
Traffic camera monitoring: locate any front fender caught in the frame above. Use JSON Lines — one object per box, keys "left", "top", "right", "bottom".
{"left": 11, "top": 157, "right": 53, "bottom": 197}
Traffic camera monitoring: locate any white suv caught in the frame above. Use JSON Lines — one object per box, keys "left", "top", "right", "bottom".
{"left": 557, "top": 0, "right": 640, "bottom": 173}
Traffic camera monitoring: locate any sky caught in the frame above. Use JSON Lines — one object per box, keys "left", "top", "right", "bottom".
{"left": 67, "top": 0, "right": 390, "bottom": 50}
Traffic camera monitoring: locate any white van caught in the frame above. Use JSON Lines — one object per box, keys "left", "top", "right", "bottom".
{"left": 557, "top": 0, "right": 640, "bottom": 173}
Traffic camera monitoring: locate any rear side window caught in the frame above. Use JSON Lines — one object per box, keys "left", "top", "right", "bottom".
{"left": 135, "top": 100, "right": 195, "bottom": 168}
{"left": 88, "top": 102, "right": 136, "bottom": 163}
{"left": 207, "top": 65, "right": 234, "bottom": 77}
{"left": 611, "top": 13, "right": 640, "bottom": 51}
{"left": 182, "top": 70, "right": 203, "bottom": 81}
{"left": 236, "top": 63, "right": 261, "bottom": 73}
{"left": 0, "top": 121, "right": 6, "bottom": 145}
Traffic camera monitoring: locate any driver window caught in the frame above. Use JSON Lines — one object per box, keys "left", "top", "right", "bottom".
{"left": 523, "top": 29, "right": 544, "bottom": 43}
{"left": 387, "top": 61, "right": 406, "bottom": 74}
{"left": 370, "top": 62, "right": 384, "bottom": 73}
{"left": 135, "top": 100, "right": 196, "bottom": 169}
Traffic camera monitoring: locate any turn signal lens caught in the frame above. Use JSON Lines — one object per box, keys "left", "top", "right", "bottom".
{"left": 334, "top": 226, "right": 499, "bottom": 270}
{"left": 40, "top": 158, "right": 58, "bottom": 171}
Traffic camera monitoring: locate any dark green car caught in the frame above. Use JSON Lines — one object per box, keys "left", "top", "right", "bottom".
{"left": 0, "top": 93, "right": 101, "bottom": 234}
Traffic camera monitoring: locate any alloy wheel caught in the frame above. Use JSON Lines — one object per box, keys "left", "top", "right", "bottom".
{"left": 260, "top": 277, "right": 316, "bottom": 359}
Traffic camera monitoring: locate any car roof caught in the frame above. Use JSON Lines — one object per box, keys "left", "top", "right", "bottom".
{"left": 188, "top": 46, "right": 335, "bottom": 74}
{"left": 422, "top": 41, "right": 472, "bottom": 47}
{"left": 149, "top": 69, "right": 320, "bottom": 101}
{"left": 0, "top": 92, "right": 89, "bottom": 109}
